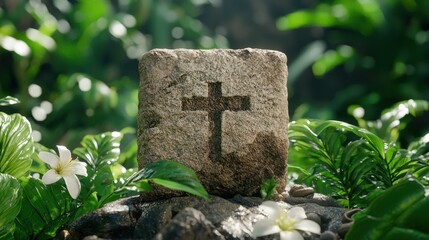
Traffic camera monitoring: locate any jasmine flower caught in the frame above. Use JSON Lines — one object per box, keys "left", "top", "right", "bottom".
{"left": 253, "top": 201, "right": 321, "bottom": 240}
{"left": 39, "top": 145, "right": 87, "bottom": 199}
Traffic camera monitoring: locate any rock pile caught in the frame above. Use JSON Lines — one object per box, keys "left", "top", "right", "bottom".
{"left": 67, "top": 187, "right": 348, "bottom": 240}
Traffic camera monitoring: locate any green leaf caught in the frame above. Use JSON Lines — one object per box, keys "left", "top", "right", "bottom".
{"left": 73, "top": 131, "right": 122, "bottom": 169}
{"left": 260, "top": 177, "right": 278, "bottom": 200}
{"left": 0, "top": 96, "right": 20, "bottom": 106}
{"left": 345, "top": 179, "right": 429, "bottom": 240}
{"left": 0, "top": 173, "right": 22, "bottom": 238}
{"left": 349, "top": 100, "right": 429, "bottom": 143}
{"left": 312, "top": 45, "right": 354, "bottom": 76}
{"left": 0, "top": 113, "right": 33, "bottom": 178}
{"left": 289, "top": 119, "right": 386, "bottom": 207}
{"left": 128, "top": 160, "right": 208, "bottom": 199}
{"left": 14, "top": 177, "right": 73, "bottom": 239}
{"left": 94, "top": 165, "right": 114, "bottom": 199}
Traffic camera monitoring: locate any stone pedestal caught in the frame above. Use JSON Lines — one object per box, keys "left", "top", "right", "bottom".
{"left": 138, "top": 48, "right": 288, "bottom": 197}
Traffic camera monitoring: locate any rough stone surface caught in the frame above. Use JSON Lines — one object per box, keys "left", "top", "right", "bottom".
{"left": 154, "top": 207, "right": 224, "bottom": 240}
{"left": 138, "top": 48, "right": 289, "bottom": 197}
{"left": 68, "top": 197, "right": 142, "bottom": 239}
{"left": 67, "top": 188, "right": 347, "bottom": 240}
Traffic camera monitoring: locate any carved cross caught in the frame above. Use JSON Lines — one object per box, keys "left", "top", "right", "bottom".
{"left": 182, "top": 82, "right": 250, "bottom": 161}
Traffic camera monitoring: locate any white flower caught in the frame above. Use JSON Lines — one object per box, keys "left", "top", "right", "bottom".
{"left": 39, "top": 145, "right": 88, "bottom": 199}
{"left": 252, "top": 201, "right": 321, "bottom": 240}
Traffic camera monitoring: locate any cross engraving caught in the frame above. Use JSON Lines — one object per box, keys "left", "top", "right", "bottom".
{"left": 182, "top": 82, "right": 250, "bottom": 161}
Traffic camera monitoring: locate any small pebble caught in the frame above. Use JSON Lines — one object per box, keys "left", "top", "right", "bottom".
{"left": 337, "top": 222, "right": 354, "bottom": 238}
{"left": 289, "top": 185, "right": 315, "bottom": 198}
{"left": 306, "top": 212, "right": 321, "bottom": 225}
{"left": 319, "top": 231, "right": 338, "bottom": 240}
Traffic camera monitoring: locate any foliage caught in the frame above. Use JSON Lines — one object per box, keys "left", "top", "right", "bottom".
{"left": 0, "top": 97, "right": 208, "bottom": 239}
{"left": 260, "top": 177, "right": 279, "bottom": 200}
{"left": 14, "top": 177, "right": 73, "bottom": 239}
{"left": 0, "top": 173, "right": 22, "bottom": 239}
{"left": 0, "top": 0, "right": 226, "bottom": 158}
{"left": 125, "top": 160, "right": 208, "bottom": 199}
{"left": 348, "top": 99, "right": 429, "bottom": 144}
{"left": 279, "top": 0, "right": 429, "bottom": 140}
{"left": 346, "top": 179, "right": 429, "bottom": 240}
{"left": 288, "top": 100, "right": 429, "bottom": 208}
{"left": 0, "top": 112, "right": 33, "bottom": 178}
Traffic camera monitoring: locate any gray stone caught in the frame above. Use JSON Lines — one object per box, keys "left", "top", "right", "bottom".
{"left": 296, "top": 203, "right": 347, "bottom": 233}
{"left": 67, "top": 194, "right": 346, "bottom": 240}
{"left": 154, "top": 207, "right": 224, "bottom": 240}
{"left": 285, "top": 193, "right": 343, "bottom": 208}
{"left": 68, "top": 196, "right": 142, "bottom": 239}
{"left": 289, "top": 185, "right": 315, "bottom": 198}
{"left": 138, "top": 48, "right": 289, "bottom": 197}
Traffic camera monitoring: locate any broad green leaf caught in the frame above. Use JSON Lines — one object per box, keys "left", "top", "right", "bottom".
{"left": 0, "top": 96, "right": 20, "bottom": 106}
{"left": 346, "top": 179, "right": 429, "bottom": 240}
{"left": 74, "top": 191, "right": 99, "bottom": 219}
{"left": 14, "top": 177, "right": 73, "bottom": 240}
{"left": 0, "top": 112, "right": 33, "bottom": 178}
{"left": 73, "top": 131, "right": 122, "bottom": 169}
{"left": 128, "top": 160, "right": 208, "bottom": 199}
{"left": 94, "top": 165, "right": 114, "bottom": 199}
{"left": 0, "top": 173, "right": 22, "bottom": 238}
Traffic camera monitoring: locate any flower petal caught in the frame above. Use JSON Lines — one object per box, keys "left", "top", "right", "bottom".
{"left": 288, "top": 207, "right": 307, "bottom": 220}
{"left": 71, "top": 161, "right": 88, "bottom": 177}
{"left": 57, "top": 145, "right": 71, "bottom": 163}
{"left": 295, "top": 219, "right": 321, "bottom": 234}
{"left": 63, "top": 174, "right": 81, "bottom": 199}
{"left": 260, "top": 201, "right": 284, "bottom": 218}
{"left": 42, "top": 169, "right": 61, "bottom": 185}
{"left": 280, "top": 230, "right": 304, "bottom": 240}
{"left": 39, "top": 151, "right": 59, "bottom": 168}
{"left": 252, "top": 218, "right": 281, "bottom": 237}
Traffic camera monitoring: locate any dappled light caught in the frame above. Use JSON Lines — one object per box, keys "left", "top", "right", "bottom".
{"left": 1, "top": 0, "right": 429, "bottom": 239}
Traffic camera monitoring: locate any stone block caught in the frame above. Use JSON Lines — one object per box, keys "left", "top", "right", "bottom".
{"left": 138, "top": 48, "right": 288, "bottom": 197}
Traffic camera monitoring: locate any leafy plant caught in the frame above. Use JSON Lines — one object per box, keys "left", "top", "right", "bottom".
{"left": 0, "top": 96, "right": 209, "bottom": 239}
{"left": 278, "top": 1, "right": 429, "bottom": 138}
{"left": 348, "top": 99, "right": 429, "bottom": 143}
{"left": 288, "top": 100, "right": 429, "bottom": 208}
{"left": 0, "top": 173, "right": 22, "bottom": 239}
{"left": 346, "top": 179, "right": 429, "bottom": 240}
{"left": 0, "top": 112, "right": 33, "bottom": 178}
{"left": 260, "top": 177, "right": 279, "bottom": 200}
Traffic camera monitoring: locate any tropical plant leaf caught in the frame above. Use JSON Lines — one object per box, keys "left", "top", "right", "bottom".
{"left": 289, "top": 119, "right": 384, "bottom": 207}
{"left": 14, "top": 177, "right": 73, "bottom": 240}
{"left": 0, "top": 112, "right": 33, "bottom": 178}
{"left": 0, "top": 96, "right": 20, "bottom": 106}
{"left": 346, "top": 179, "right": 429, "bottom": 240}
{"left": 0, "top": 173, "right": 22, "bottom": 238}
{"left": 127, "top": 160, "right": 208, "bottom": 199}
{"left": 73, "top": 131, "right": 122, "bottom": 169}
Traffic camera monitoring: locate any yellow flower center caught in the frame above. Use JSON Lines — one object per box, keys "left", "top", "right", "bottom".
{"left": 54, "top": 159, "right": 74, "bottom": 176}
{"left": 275, "top": 212, "right": 296, "bottom": 231}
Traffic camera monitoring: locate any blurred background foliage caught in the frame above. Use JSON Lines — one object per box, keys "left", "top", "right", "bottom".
{"left": 1, "top": 0, "right": 428, "bottom": 164}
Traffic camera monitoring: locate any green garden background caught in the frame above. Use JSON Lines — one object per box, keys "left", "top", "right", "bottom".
{"left": 1, "top": 0, "right": 429, "bottom": 158}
